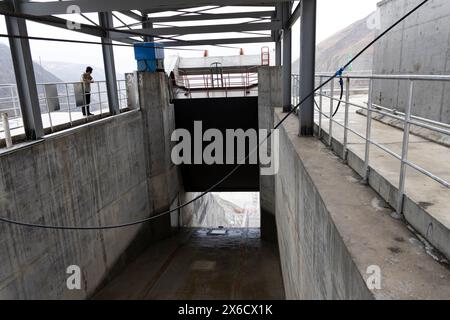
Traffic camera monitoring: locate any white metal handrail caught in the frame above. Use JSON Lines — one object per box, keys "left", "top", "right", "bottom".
{"left": 0, "top": 80, "right": 128, "bottom": 135}
{"left": 292, "top": 73, "right": 450, "bottom": 216}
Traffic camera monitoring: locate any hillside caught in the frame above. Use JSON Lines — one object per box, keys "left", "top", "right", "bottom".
{"left": 41, "top": 61, "right": 109, "bottom": 82}
{"left": 0, "top": 43, "right": 62, "bottom": 84}
{"left": 293, "top": 13, "right": 375, "bottom": 73}
{"left": 0, "top": 43, "right": 124, "bottom": 85}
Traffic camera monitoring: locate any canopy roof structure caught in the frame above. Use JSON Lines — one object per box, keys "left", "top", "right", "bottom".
{"left": 0, "top": 0, "right": 305, "bottom": 46}
{"left": 0, "top": 0, "right": 316, "bottom": 139}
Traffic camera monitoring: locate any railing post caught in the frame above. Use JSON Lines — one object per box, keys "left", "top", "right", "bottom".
{"left": 397, "top": 80, "right": 414, "bottom": 215}
{"left": 328, "top": 79, "right": 334, "bottom": 147}
{"left": 65, "top": 83, "right": 72, "bottom": 126}
{"left": 1, "top": 113, "right": 13, "bottom": 148}
{"left": 98, "top": 82, "right": 103, "bottom": 115}
{"left": 117, "top": 80, "right": 121, "bottom": 111}
{"left": 318, "top": 76, "right": 323, "bottom": 138}
{"left": 42, "top": 85, "right": 53, "bottom": 132}
{"left": 343, "top": 77, "right": 350, "bottom": 162}
{"left": 363, "top": 78, "right": 374, "bottom": 183}
{"left": 10, "top": 86, "right": 18, "bottom": 118}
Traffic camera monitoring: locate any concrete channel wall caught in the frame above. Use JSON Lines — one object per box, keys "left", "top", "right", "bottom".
{"left": 0, "top": 72, "right": 182, "bottom": 299}
{"left": 275, "top": 115, "right": 372, "bottom": 300}
{"left": 275, "top": 110, "right": 450, "bottom": 300}
{"left": 372, "top": 0, "right": 450, "bottom": 124}
{"left": 258, "top": 67, "right": 282, "bottom": 243}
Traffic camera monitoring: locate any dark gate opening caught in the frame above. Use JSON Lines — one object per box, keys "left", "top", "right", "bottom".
{"left": 174, "top": 96, "right": 260, "bottom": 192}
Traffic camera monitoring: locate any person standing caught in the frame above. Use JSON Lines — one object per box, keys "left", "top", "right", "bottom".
{"left": 81, "top": 66, "right": 94, "bottom": 116}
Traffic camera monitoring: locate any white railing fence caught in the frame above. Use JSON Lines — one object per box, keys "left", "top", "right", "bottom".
{"left": 0, "top": 80, "right": 128, "bottom": 136}
{"left": 292, "top": 73, "right": 450, "bottom": 215}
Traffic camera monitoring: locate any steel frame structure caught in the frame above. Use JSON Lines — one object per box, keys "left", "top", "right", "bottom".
{"left": 0, "top": 0, "right": 316, "bottom": 140}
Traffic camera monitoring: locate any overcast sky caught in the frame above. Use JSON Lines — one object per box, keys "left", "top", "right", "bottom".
{"left": 0, "top": 0, "right": 380, "bottom": 77}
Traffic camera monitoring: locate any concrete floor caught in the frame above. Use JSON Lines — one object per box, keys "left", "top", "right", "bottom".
{"left": 93, "top": 228, "right": 285, "bottom": 300}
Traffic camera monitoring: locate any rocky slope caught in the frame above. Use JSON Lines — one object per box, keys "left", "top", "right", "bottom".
{"left": 293, "top": 13, "right": 375, "bottom": 73}
{"left": 0, "top": 43, "right": 62, "bottom": 84}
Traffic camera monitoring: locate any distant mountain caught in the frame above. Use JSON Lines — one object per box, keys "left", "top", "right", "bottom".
{"left": 42, "top": 61, "right": 129, "bottom": 82}
{"left": 0, "top": 43, "right": 62, "bottom": 114}
{"left": 0, "top": 43, "right": 62, "bottom": 84}
{"left": 0, "top": 40, "right": 127, "bottom": 87}
{"left": 293, "top": 13, "right": 375, "bottom": 73}
{"left": 41, "top": 61, "right": 108, "bottom": 82}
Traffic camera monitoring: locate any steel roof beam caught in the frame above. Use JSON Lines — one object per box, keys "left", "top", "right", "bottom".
{"left": 18, "top": 14, "right": 139, "bottom": 44}
{"left": 39, "top": 15, "right": 106, "bottom": 38}
{"left": 125, "top": 21, "right": 281, "bottom": 37}
{"left": 155, "top": 36, "right": 273, "bottom": 47}
{"left": 17, "top": 0, "right": 289, "bottom": 15}
{"left": 118, "top": 10, "right": 143, "bottom": 21}
{"left": 0, "top": 1, "right": 13, "bottom": 11}
{"left": 147, "top": 10, "right": 275, "bottom": 23}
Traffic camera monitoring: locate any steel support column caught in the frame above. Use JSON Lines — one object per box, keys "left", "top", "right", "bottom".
{"left": 299, "top": 0, "right": 317, "bottom": 136}
{"left": 141, "top": 11, "right": 154, "bottom": 43}
{"left": 275, "top": 37, "right": 282, "bottom": 66}
{"left": 274, "top": 4, "right": 282, "bottom": 67}
{"left": 99, "top": 12, "right": 120, "bottom": 115}
{"left": 5, "top": 0, "right": 44, "bottom": 140}
{"left": 282, "top": 1, "right": 292, "bottom": 113}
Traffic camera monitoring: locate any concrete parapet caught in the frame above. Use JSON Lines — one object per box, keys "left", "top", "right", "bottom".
{"left": 275, "top": 108, "right": 450, "bottom": 300}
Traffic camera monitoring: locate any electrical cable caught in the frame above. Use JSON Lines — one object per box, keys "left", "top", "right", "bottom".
{"left": 332, "top": 76, "right": 344, "bottom": 118}
{"left": 310, "top": 77, "right": 344, "bottom": 118}
{"left": 0, "top": 0, "right": 430, "bottom": 230}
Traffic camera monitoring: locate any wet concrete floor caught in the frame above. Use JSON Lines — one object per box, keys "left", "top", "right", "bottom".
{"left": 94, "top": 228, "right": 285, "bottom": 300}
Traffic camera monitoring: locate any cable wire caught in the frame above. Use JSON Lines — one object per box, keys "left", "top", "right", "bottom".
{"left": 0, "top": 0, "right": 430, "bottom": 230}
{"left": 331, "top": 76, "right": 344, "bottom": 117}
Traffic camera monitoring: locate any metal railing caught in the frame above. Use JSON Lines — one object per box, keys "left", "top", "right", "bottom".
{"left": 176, "top": 66, "right": 259, "bottom": 98}
{"left": 0, "top": 80, "right": 128, "bottom": 137}
{"left": 293, "top": 73, "right": 450, "bottom": 215}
